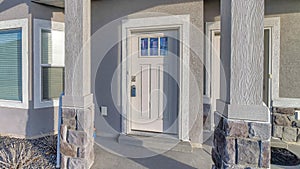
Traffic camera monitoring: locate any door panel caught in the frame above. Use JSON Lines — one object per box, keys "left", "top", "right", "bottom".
{"left": 140, "top": 64, "right": 151, "bottom": 119}
{"left": 130, "top": 30, "right": 179, "bottom": 134}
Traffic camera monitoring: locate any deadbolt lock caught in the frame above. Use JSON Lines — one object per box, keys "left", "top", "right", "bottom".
{"left": 131, "top": 76, "right": 136, "bottom": 82}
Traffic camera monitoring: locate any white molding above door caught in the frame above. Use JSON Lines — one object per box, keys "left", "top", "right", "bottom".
{"left": 121, "top": 15, "right": 190, "bottom": 141}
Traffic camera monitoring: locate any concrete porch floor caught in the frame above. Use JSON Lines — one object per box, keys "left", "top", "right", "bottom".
{"left": 91, "top": 135, "right": 300, "bottom": 169}
{"left": 91, "top": 135, "right": 213, "bottom": 169}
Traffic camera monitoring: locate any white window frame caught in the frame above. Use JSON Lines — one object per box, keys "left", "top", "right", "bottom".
{"left": 34, "top": 19, "right": 65, "bottom": 108}
{"left": 0, "top": 19, "right": 29, "bottom": 109}
{"left": 121, "top": 15, "right": 190, "bottom": 141}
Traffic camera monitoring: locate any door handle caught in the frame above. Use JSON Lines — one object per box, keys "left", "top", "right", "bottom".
{"left": 131, "top": 85, "right": 136, "bottom": 97}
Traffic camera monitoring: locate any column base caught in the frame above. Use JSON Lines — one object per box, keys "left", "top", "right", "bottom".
{"left": 60, "top": 95, "right": 95, "bottom": 169}
{"left": 216, "top": 100, "right": 270, "bottom": 122}
{"left": 212, "top": 112, "right": 271, "bottom": 169}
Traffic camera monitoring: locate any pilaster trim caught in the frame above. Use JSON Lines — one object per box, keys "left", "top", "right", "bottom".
{"left": 62, "top": 94, "right": 94, "bottom": 109}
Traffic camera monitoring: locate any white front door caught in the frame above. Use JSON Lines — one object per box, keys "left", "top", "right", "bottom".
{"left": 129, "top": 30, "right": 179, "bottom": 134}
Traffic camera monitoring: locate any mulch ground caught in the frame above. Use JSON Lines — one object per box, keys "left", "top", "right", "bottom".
{"left": 271, "top": 147, "right": 300, "bottom": 166}
{"left": 0, "top": 135, "right": 57, "bottom": 169}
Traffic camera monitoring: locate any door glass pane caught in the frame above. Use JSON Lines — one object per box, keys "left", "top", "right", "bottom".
{"left": 42, "top": 67, "right": 64, "bottom": 100}
{"left": 150, "top": 38, "right": 158, "bottom": 56}
{"left": 141, "top": 38, "right": 148, "bottom": 56}
{"left": 0, "top": 29, "right": 22, "bottom": 101}
{"left": 41, "top": 29, "right": 52, "bottom": 64}
{"left": 160, "top": 37, "right": 168, "bottom": 56}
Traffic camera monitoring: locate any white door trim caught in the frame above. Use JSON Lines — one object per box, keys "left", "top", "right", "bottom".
{"left": 121, "top": 15, "right": 190, "bottom": 141}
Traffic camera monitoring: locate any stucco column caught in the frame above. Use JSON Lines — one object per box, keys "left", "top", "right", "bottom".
{"left": 212, "top": 0, "right": 271, "bottom": 168}
{"left": 60, "top": 0, "right": 94, "bottom": 168}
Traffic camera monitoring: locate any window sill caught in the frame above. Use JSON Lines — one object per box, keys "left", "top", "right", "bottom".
{"left": 273, "top": 98, "right": 300, "bottom": 108}
{"left": 34, "top": 99, "right": 59, "bottom": 109}
{"left": 0, "top": 99, "right": 28, "bottom": 109}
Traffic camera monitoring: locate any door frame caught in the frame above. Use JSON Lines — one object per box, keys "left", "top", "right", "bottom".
{"left": 121, "top": 15, "right": 190, "bottom": 141}
{"left": 205, "top": 17, "right": 280, "bottom": 130}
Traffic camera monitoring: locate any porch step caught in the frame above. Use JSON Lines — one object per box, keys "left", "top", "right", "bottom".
{"left": 118, "top": 134, "right": 193, "bottom": 153}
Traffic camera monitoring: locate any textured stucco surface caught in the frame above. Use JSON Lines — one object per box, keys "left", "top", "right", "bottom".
{"left": 205, "top": 0, "right": 300, "bottom": 99}
{"left": 266, "top": 0, "right": 300, "bottom": 99}
{"left": 91, "top": 0, "right": 204, "bottom": 144}
{"left": 229, "top": 0, "right": 264, "bottom": 105}
{"left": 217, "top": 0, "right": 268, "bottom": 122}
{"left": 0, "top": 0, "right": 64, "bottom": 138}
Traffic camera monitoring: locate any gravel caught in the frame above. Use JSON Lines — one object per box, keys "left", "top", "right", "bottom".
{"left": 0, "top": 135, "right": 57, "bottom": 169}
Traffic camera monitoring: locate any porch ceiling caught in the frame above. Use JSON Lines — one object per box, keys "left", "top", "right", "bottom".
{"left": 31, "top": 0, "right": 64, "bottom": 8}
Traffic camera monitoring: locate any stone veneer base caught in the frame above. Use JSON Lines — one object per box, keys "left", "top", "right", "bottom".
{"left": 212, "top": 112, "right": 271, "bottom": 169}
{"left": 272, "top": 108, "right": 300, "bottom": 143}
{"left": 60, "top": 106, "right": 95, "bottom": 169}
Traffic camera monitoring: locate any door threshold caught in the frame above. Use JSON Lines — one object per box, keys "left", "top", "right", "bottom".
{"left": 118, "top": 133, "right": 192, "bottom": 153}
{"left": 128, "top": 130, "right": 178, "bottom": 139}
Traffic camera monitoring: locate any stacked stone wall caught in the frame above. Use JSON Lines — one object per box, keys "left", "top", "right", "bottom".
{"left": 212, "top": 113, "right": 271, "bottom": 169}
{"left": 60, "top": 107, "right": 95, "bottom": 169}
{"left": 272, "top": 108, "right": 300, "bottom": 143}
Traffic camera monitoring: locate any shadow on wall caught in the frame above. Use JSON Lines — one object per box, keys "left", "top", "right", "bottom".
{"left": 91, "top": 0, "right": 202, "bottom": 139}
{"left": 0, "top": 0, "right": 64, "bottom": 137}
{"left": 28, "top": 2, "right": 64, "bottom": 137}
{"left": 95, "top": 44, "right": 122, "bottom": 133}
{"left": 26, "top": 107, "right": 55, "bottom": 138}
{"left": 203, "top": 0, "right": 300, "bottom": 23}
{"left": 0, "top": 0, "right": 29, "bottom": 14}
{"left": 91, "top": 0, "right": 199, "bottom": 34}
{"left": 265, "top": 0, "right": 300, "bottom": 14}
{"left": 92, "top": 0, "right": 202, "bottom": 135}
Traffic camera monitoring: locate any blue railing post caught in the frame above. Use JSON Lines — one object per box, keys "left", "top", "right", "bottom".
{"left": 56, "top": 92, "right": 64, "bottom": 169}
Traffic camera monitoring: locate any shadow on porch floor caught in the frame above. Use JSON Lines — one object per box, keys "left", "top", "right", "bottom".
{"left": 91, "top": 135, "right": 213, "bottom": 169}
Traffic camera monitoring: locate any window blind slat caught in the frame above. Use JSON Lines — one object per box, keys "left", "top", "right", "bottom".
{"left": 41, "top": 30, "right": 52, "bottom": 64}
{"left": 42, "top": 67, "right": 64, "bottom": 100}
{"left": 0, "top": 29, "right": 22, "bottom": 101}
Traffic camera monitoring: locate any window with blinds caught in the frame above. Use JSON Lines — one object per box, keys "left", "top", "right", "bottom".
{"left": 0, "top": 29, "right": 22, "bottom": 101}
{"left": 41, "top": 29, "right": 64, "bottom": 101}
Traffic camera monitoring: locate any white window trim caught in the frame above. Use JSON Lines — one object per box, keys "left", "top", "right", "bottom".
{"left": 0, "top": 19, "right": 29, "bottom": 109}
{"left": 121, "top": 15, "right": 190, "bottom": 141}
{"left": 204, "top": 22, "right": 220, "bottom": 105}
{"left": 206, "top": 18, "right": 300, "bottom": 109}
{"left": 33, "top": 19, "right": 65, "bottom": 108}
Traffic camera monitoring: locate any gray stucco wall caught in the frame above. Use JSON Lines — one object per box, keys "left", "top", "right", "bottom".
{"left": 29, "top": 1, "right": 64, "bottom": 137}
{"left": 0, "top": 0, "right": 64, "bottom": 138}
{"left": 204, "top": 0, "right": 300, "bottom": 99}
{"left": 91, "top": 0, "right": 204, "bottom": 144}
{"left": 265, "top": 0, "right": 300, "bottom": 99}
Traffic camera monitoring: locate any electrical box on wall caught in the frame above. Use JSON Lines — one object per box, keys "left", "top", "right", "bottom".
{"left": 295, "top": 110, "right": 300, "bottom": 121}
{"left": 101, "top": 106, "right": 108, "bottom": 116}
